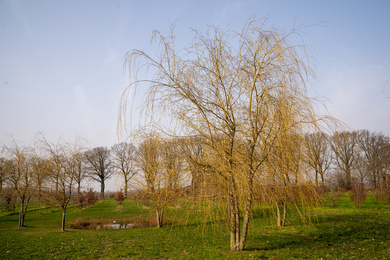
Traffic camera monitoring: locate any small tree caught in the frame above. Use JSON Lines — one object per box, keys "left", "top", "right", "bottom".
{"left": 0, "top": 187, "right": 16, "bottom": 212}
{"left": 37, "top": 134, "right": 86, "bottom": 231}
{"left": 350, "top": 177, "right": 367, "bottom": 209}
{"left": 111, "top": 143, "right": 137, "bottom": 197}
{"left": 4, "top": 140, "right": 37, "bottom": 227}
{"left": 0, "top": 155, "right": 8, "bottom": 193}
{"left": 377, "top": 175, "right": 390, "bottom": 206}
{"left": 304, "top": 132, "right": 332, "bottom": 187}
{"left": 85, "top": 188, "right": 99, "bottom": 206}
{"left": 114, "top": 189, "right": 125, "bottom": 206}
{"left": 72, "top": 152, "right": 88, "bottom": 194}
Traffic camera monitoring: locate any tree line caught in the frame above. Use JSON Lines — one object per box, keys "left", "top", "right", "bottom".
{"left": 1, "top": 129, "right": 389, "bottom": 236}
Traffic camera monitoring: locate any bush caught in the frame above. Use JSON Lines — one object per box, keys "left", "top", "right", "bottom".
{"left": 85, "top": 188, "right": 99, "bottom": 206}
{"left": 114, "top": 189, "right": 125, "bottom": 206}
{"left": 73, "top": 192, "right": 86, "bottom": 209}
{"left": 0, "top": 188, "right": 16, "bottom": 212}
{"left": 72, "top": 188, "right": 99, "bottom": 209}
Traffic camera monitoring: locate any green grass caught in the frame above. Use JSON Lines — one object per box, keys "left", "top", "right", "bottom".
{"left": 1, "top": 194, "right": 390, "bottom": 259}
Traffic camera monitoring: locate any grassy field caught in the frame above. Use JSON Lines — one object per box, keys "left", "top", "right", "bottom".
{"left": 1, "top": 193, "right": 390, "bottom": 259}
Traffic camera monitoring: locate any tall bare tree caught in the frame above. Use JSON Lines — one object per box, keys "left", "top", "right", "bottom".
{"left": 357, "top": 130, "right": 390, "bottom": 188}
{"left": 4, "top": 140, "right": 37, "bottom": 226}
{"left": 331, "top": 131, "right": 358, "bottom": 190}
{"left": 85, "top": 147, "right": 113, "bottom": 199}
{"left": 0, "top": 155, "right": 8, "bottom": 193}
{"left": 133, "top": 133, "right": 185, "bottom": 228}
{"left": 72, "top": 152, "right": 87, "bottom": 194}
{"left": 30, "top": 155, "right": 49, "bottom": 201}
{"left": 121, "top": 19, "right": 328, "bottom": 250}
{"left": 37, "top": 135, "right": 85, "bottom": 231}
{"left": 304, "top": 132, "right": 332, "bottom": 186}
{"left": 111, "top": 142, "right": 137, "bottom": 197}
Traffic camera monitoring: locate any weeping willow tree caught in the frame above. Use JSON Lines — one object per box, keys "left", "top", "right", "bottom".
{"left": 121, "top": 18, "right": 330, "bottom": 251}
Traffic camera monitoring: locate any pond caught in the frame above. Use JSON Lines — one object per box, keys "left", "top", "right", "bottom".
{"left": 97, "top": 223, "right": 136, "bottom": 229}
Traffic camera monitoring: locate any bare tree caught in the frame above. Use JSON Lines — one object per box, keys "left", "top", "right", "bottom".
{"left": 331, "top": 131, "right": 358, "bottom": 190}
{"left": 111, "top": 142, "right": 137, "bottom": 197}
{"left": 181, "top": 136, "right": 211, "bottom": 196}
{"left": 357, "top": 130, "right": 390, "bottom": 189}
{"left": 4, "top": 140, "right": 37, "bottom": 226}
{"left": 304, "top": 132, "right": 332, "bottom": 186}
{"left": 0, "top": 155, "right": 8, "bottom": 193}
{"left": 268, "top": 133, "right": 304, "bottom": 227}
{"left": 121, "top": 19, "right": 329, "bottom": 250}
{"left": 85, "top": 147, "right": 113, "bottom": 199}
{"left": 350, "top": 177, "right": 367, "bottom": 209}
{"left": 30, "top": 155, "right": 49, "bottom": 201}
{"left": 72, "top": 152, "right": 87, "bottom": 194}
{"left": 37, "top": 135, "right": 85, "bottom": 231}
{"left": 133, "top": 133, "right": 185, "bottom": 228}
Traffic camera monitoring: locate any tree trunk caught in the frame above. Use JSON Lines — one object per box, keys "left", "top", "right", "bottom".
{"left": 100, "top": 179, "right": 105, "bottom": 199}
{"left": 346, "top": 168, "right": 352, "bottom": 190}
{"left": 124, "top": 177, "right": 128, "bottom": 198}
{"left": 55, "top": 175, "right": 59, "bottom": 192}
{"left": 156, "top": 208, "right": 164, "bottom": 228}
{"left": 61, "top": 209, "right": 66, "bottom": 232}
{"left": 19, "top": 199, "right": 26, "bottom": 227}
{"left": 239, "top": 195, "right": 252, "bottom": 250}
{"left": 276, "top": 202, "right": 281, "bottom": 227}
{"left": 276, "top": 201, "right": 287, "bottom": 227}
{"left": 38, "top": 183, "right": 42, "bottom": 200}
{"left": 228, "top": 190, "right": 241, "bottom": 251}
{"left": 19, "top": 205, "right": 24, "bottom": 227}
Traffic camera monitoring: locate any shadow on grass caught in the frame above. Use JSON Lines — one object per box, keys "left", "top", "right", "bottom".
{"left": 246, "top": 212, "right": 390, "bottom": 252}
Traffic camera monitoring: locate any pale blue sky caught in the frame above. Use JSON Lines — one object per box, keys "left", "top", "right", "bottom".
{"left": 1, "top": 0, "right": 390, "bottom": 148}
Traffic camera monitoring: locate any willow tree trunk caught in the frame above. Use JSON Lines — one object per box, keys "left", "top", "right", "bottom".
{"left": 229, "top": 198, "right": 239, "bottom": 250}
{"left": 276, "top": 202, "right": 287, "bottom": 227}
{"left": 228, "top": 180, "right": 242, "bottom": 251}
{"left": 239, "top": 175, "right": 254, "bottom": 251}
{"left": 156, "top": 208, "right": 164, "bottom": 228}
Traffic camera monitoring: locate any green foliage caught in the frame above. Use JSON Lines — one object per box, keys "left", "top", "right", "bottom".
{"left": 1, "top": 195, "right": 390, "bottom": 259}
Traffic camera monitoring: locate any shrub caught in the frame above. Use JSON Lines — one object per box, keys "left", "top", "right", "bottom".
{"left": 72, "top": 188, "right": 99, "bottom": 209}
{"left": 73, "top": 192, "right": 86, "bottom": 209}
{"left": 85, "top": 188, "right": 99, "bottom": 206}
{"left": 114, "top": 189, "right": 125, "bottom": 206}
{"left": 0, "top": 188, "right": 16, "bottom": 212}
{"left": 350, "top": 178, "right": 367, "bottom": 209}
